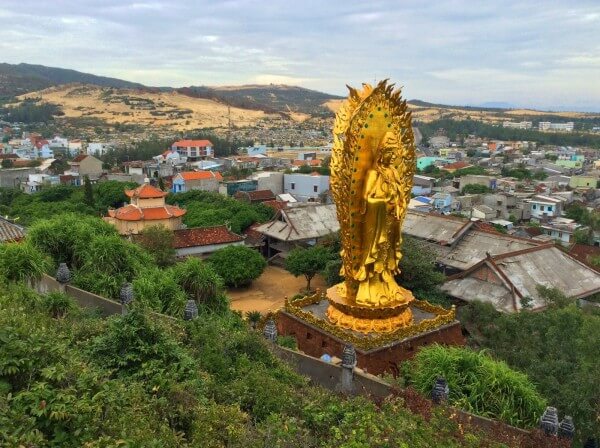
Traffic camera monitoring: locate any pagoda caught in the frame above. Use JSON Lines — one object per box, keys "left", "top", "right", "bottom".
{"left": 104, "top": 183, "right": 186, "bottom": 235}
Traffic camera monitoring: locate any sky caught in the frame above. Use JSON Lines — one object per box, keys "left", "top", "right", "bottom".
{"left": 1, "top": 0, "right": 599, "bottom": 111}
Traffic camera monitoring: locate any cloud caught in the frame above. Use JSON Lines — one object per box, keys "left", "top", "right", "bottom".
{"left": 0, "top": 0, "right": 598, "bottom": 110}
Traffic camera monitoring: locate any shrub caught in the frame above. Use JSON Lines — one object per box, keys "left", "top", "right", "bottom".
{"left": 208, "top": 246, "right": 266, "bottom": 288}
{"left": 41, "top": 292, "right": 77, "bottom": 318}
{"left": 407, "top": 344, "right": 546, "bottom": 428}
{"left": 0, "top": 242, "right": 51, "bottom": 283}
{"left": 172, "top": 257, "right": 227, "bottom": 313}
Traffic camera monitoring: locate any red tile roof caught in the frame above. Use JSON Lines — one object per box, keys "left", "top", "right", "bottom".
{"left": 441, "top": 161, "right": 472, "bottom": 171}
{"left": 172, "top": 225, "right": 243, "bottom": 248}
{"left": 71, "top": 154, "right": 89, "bottom": 163}
{"left": 262, "top": 199, "right": 287, "bottom": 211}
{"left": 172, "top": 139, "right": 213, "bottom": 147}
{"left": 568, "top": 244, "right": 600, "bottom": 272}
{"left": 125, "top": 183, "right": 167, "bottom": 199}
{"left": 108, "top": 204, "right": 186, "bottom": 221}
{"left": 179, "top": 170, "right": 223, "bottom": 181}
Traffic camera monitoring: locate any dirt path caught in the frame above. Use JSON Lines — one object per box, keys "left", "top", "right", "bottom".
{"left": 228, "top": 265, "right": 327, "bottom": 314}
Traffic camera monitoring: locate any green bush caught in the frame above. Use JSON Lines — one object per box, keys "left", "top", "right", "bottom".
{"left": 208, "top": 245, "right": 266, "bottom": 287}
{"left": 407, "top": 344, "right": 546, "bottom": 428}
{"left": 41, "top": 292, "right": 77, "bottom": 319}
{"left": 0, "top": 242, "right": 51, "bottom": 283}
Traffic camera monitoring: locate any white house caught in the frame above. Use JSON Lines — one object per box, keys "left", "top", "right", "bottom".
{"left": 527, "top": 195, "right": 563, "bottom": 221}
{"left": 171, "top": 139, "right": 213, "bottom": 161}
{"left": 283, "top": 173, "right": 330, "bottom": 202}
{"left": 87, "top": 142, "right": 111, "bottom": 156}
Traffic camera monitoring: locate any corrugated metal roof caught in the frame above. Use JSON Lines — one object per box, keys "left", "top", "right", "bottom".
{"left": 440, "top": 230, "right": 538, "bottom": 271}
{"left": 402, "top": 211, "right": 465, "bottom": 244}
{"left": 255, "top": 204, "right": 339, "bottom": 241}
{"left": 443, "top": 246, "right": 600, "bottom": 312}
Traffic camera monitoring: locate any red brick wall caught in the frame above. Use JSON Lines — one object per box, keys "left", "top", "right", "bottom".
{"left": 277, "top": 312, "right": 465, "bottom": 376}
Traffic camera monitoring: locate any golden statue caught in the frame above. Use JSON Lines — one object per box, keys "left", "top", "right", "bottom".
{"left": 327, "top": 80, "right": 417, "bottom": 333}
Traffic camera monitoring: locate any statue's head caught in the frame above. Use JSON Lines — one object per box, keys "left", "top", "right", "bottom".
{"left": 378, "top": 131, "right": 398, "bottom": 166}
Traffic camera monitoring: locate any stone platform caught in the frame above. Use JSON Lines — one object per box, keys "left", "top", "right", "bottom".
{"left": 277, "top": 292, "right": 465, "bottom": 375}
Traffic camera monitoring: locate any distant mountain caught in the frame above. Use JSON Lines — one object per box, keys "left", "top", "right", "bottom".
{"left": 476, "top": 101, "right": 516, "bottom": 109}
{"left": 0, "top": 62, "right": 145, "bottom": 98}
{"left": 408, "top": 99, "right": 510, "bottom": 112}
{"left": 177, "top": 84, "right": 343, "bottom": 116}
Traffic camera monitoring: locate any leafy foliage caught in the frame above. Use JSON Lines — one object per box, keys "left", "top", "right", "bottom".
{"left": 136, "top": 224, "right": 176, "bottom": 267}
{"left": 396, "top": 236, "right": 449, "bottom": 306}
{"left": 459, "top": 300, "right": 600, "bottom": 442}
{"left": 167, "top": 190, "right": 274, "bottom": 234}
{"left": 461, "top": 184, "right": 492, "bottom": 195}
{"left": 208, "top": 245, "right": 267, "bottom": 287}
{"left": 406, "top": 345, "right": 546, "bottom": 428}
{"left": 0, "top": 242, "right": 51, "bottom": 283}
{"left": 285, "top": 246, "right": 333, "bottom": 291}
{"left": 171, "top": 257, "right": 228, "bottom": 313}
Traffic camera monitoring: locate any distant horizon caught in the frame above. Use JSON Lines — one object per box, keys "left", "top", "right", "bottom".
{"left": 5, "top": 60, "right": 600, "bottom": 115}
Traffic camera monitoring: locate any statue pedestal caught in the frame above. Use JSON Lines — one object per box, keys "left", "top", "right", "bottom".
{"left": 276, "top": 292, "right": 465, "bottom": 376}
{"left": 326, "top": 284, "right": 415, "bottom": 334}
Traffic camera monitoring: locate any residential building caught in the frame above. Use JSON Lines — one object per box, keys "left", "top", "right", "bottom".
{"left": 284, "top": 173, "right": 330, "bottom": 202}
{"left": 417, "top": 156, "right": 447, "bottom": 171}
{"left": 87, "top": 142, "right": 111, "bottom": 156}
{"left": 429, "top": 136, "right": 450, "bottom": 148}
{"left": 540, "top": 218, "right": 583, "bottom": 244}
{"left": 412, "top": 175, "right": 435, "bottom": 195}
{"left": 538, "top": 122, "right": 574, "bottom": 132}
{"left": 569, "top": 175, "right": 597, "bottom": 189}
{"left": 219, "top": 179, "right": 258, "bottom": 196}
{"left": 234, "top": 189, "right": 276, "bottom": 204}
{"left": 171, "top": 171, "right": 223, "bottom": 193}
{"left": 402, "top": 211, "right": 541, "bottom": 274}
{"left": 503, "top": 121, "right": 532, "bottom": 130}
{"left": 471, "top": 204, "right": 496, "bottom": 221}
{"left": 432, "top": 193, "right": 453, "bottom": 213}
{"left": 408, "top": 196, "right": 433, "bottom": 213}
{"left": 440, "top": 161, "right": 472, "bottom": 173}
{"left": 458, "top": 175, "right": 497, "bottom": 191}
{"left": 244, "top": 145, "right": 267, "bottom": 156}
{"left": 172, "top": 226, "right": 244, "bottom": 258}
{"left": 251, "top": 171, "right": 284, "bottom": 195}
{"left": 527, "top": 195, "right": 563, "bottom": 220}
{"left": 68, "top": 154, "right": 103, "bottom": 179}
{"left": 442, "top": 246, "right": 600, "bottom": 312}
{"left": 171, "top": 139, "right": 213, "bottom": 161}
{"left": 68, "top": 139, "right": 83, "bottom": 154}
{"left": 105, "top": 183, "right": 186, "bottom": 235}
{"left": 255, "top": 204, "right": 339, "bottom": 260}
{"left": 0, "top": 167, "right": 35, "bottom": 188}
{"left": 21, "top": 174, "right": 59, "bottom": 193}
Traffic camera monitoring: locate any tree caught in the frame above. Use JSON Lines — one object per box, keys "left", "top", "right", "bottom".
{"left": 461, "top": 184, "right": 491, "bottom": 195}
{"left": 1, "top": 159, "right": 13, "bottom": 169}
{"left": 285, "top": 246, "right": 331, "bottom": 291}
{"left": 171, "top": 257, "right": 227, "bottom": 312}
{"left": 137, "top": 225, "right": 176, "bottom": 267}
{"left": 158, "top": 176, "right": 165, "bottom": 191}
{"left": 207, "top": 245, "right": 266, "bottom": 287}
{"left": 396, "top": 236, "right": 447, "bottom": 305}
{"left": 83, "top": 175, "right": 95, "bottom": 207}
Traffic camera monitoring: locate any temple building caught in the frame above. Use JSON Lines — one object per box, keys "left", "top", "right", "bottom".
{"left": 104, "top": 183, "right": 186, "bottom": 235}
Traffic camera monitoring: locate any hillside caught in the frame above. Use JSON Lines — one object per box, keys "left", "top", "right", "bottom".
{"left": 178, "top": 84, "right": 342, "bottom": 116}
{"left": 15, "top": 84, "right": 271, "bottom": 131}
{"left": 0, "top": 62, "right": 144, "bottom": 99}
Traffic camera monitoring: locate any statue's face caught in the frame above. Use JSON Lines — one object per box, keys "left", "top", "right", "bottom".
{"left": 381, "top": 149, "right": 395, "bottom": 165}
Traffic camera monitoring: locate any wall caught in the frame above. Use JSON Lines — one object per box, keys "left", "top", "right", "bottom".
{"left": 0, "top": 167, "right": 35, "bottom": 188}
{"left": 256, "top": 172, "right": 284, "bottom": 195}
{"left": 284, "top": 173, "right": 330, "bottom": 202}
{"left": 277, "top": 311, "right": 465, "bottom": 376}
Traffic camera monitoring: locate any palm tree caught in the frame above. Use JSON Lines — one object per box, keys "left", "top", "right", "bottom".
{"left": 245, "top": 310, "right": 262, "bottom": 330}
